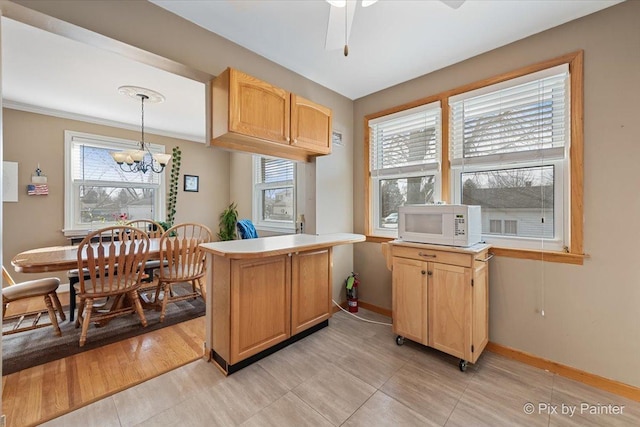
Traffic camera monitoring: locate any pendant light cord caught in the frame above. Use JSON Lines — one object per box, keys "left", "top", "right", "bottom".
{"left": 344, "top": 4, "right": 349, "bottom": 56}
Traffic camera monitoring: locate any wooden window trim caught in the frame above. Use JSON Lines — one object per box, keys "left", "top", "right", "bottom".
{"left": 364, "top": 51, "right": 584, "bottom": 265}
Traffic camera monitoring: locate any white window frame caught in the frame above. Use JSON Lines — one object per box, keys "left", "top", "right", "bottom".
{"left": 369, "top": 101, "right": 442, "bottom": 238}
{"left": 63, "top": 130, "right": 166, "bottom": 235}
{"left": 449, "top": 64, "right": 570, "bottom": 251}
{"left": 371, "top": 171, "right": 441, "bottom": 238}
{"left": 504, "top": 219, "right": 518, "bottom": 235}
{"left": 252, "top": 155, "right": 297, "bottom": 233}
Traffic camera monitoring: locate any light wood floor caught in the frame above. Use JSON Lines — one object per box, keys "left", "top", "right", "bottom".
{"left": 2, "top": 293, "right": 205, "bottom": 427}
{"left": 6, "top": 309, "right": 637, "bottom": 427}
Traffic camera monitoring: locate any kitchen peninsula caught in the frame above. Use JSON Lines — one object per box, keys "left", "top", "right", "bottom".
{"left": 200, "top": 233, "right": 365, "bottom": 374}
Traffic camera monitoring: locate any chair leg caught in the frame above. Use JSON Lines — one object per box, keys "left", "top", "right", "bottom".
{"left": 51, "top": 291, "right": 66, "bottom": 322}
{"left": 44, "top": 294, "right": 62, "bottom": 337}
{"left": 153, "top": 280, "right": 163, "bottom": 304}
{"left": 197, "top": 278, "right": 206, "bottom": 300}
{"left": 79, "top": 298, "right": 94, "bottom": 347}
{"left": 159, "top": 282, "right": 172, "bottom": 323}
{"left": 69, "top": 278, "right": 78, "bottom": 322}
{"left": 191, "top": 280, "right": 197, "bottom": 296}
{"left": 129, "top": 290, "right": 148, "bottom": 327}
{"left": 75, "top": 298, "right": 86, "bottom": 328}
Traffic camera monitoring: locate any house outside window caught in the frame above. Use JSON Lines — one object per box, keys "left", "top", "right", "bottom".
{"left": 64, "top": 131, "right": 166, "bottom": 233}
{"left": 253, "top": 156, "right": 296, "bottom": 232}
{"left": 369, "top": 102, "right": 441, "bottom": 238}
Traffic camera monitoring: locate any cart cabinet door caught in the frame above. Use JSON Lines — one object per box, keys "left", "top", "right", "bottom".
{"left": 392, "top": 257, "right": 428, "bottom": 344}
{"left": 428, "top": 262, "right": 471, "bottom": 360}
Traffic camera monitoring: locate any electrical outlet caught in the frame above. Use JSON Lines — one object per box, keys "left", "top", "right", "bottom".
{"left": 1, "top": 414, "right": 6, "bottom": 427}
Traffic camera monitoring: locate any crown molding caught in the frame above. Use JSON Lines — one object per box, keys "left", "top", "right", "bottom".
{"left": 3, "top": 100, "right": 206, "bottom": 144}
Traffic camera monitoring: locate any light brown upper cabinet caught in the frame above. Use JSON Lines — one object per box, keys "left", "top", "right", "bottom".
{"left": 291, "top": 94, "right": 332, "bottom": 155}
{"left": 211, "top": 68, "right": 332, "bottom": 162}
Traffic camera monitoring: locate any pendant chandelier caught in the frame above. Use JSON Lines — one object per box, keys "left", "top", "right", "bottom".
{"left": 110, "top": 86, "right": 172, "bottom": 173}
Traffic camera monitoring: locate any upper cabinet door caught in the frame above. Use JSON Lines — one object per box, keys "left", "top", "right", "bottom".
{"left": 229, "top": 69, "right": 290, "bottom": 145}
{"left": 291, "top": 94, "right": 332, "bottom": 154}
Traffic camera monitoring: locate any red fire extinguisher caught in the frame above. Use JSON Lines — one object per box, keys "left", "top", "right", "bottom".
{"left": 346, "top": 272, "right": 359, "bottom": 313}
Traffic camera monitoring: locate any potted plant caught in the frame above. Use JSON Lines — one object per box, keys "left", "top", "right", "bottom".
{"left": 217, "top": 202, "right": 238, "bottom": 241}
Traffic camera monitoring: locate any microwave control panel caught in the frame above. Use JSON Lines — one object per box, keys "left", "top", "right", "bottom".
{"left": 454, "top": 214, "right": 466, "bottom": 236}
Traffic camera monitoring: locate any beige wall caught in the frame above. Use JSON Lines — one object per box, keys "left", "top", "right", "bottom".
{"left": 2, "top": 108, "right": 229, "bottom": 284}
{"left": 353, "top": 0, "right": 640, "bottom": 387}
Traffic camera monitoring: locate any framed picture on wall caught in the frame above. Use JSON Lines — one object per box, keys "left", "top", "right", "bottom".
{"left": 184, "top": 175, "right": 199, "bottom": 192}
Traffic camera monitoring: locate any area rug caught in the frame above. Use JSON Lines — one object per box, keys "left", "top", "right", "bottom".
{"left": 2, "top": 283, "right": 205, "bottom": 376}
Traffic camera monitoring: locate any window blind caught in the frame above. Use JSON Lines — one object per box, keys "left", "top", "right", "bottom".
{"left": 71, "top": 138, "right": 160, "bottom": 185}
{"left": 260, "top": 158, "right": 294, "bottom": 185}
{"left": 450, "top": 65, "right": 569, "bottom": 166}
{"left": 369, "top": 101, "right": 441, "bottom": 177}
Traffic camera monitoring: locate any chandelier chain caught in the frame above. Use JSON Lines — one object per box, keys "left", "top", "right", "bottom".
{"left": 140, "top": 94, "right": 146, "bottom": 148}
{"left": 111, "top": 86, "right": 170, "bottom": 174}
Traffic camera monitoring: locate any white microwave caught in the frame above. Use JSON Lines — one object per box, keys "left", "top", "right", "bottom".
{"left": 398, "top": 204, "right": 482, "bottom": 247}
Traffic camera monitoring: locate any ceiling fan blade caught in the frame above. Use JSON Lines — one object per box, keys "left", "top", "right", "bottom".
{"left": 325, "top": 1, "right": 357, "bottom": 51}
{"left": 441, "top": 0, "right": 466, "bottom": 9}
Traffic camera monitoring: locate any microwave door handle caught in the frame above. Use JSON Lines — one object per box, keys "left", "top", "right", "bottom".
{"left": 418, "top": 252, "right": 437, "bottom": 258}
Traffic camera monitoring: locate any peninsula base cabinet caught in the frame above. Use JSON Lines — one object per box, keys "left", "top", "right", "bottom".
{"left": 387, "top": 242, "right": 491, "bottom": 371}
{"left": 209, "top": 248, "right": 332, "bottom": 374}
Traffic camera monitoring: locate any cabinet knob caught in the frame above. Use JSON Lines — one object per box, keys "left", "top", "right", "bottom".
{"left": 421, "top": 270, "right": 426, "bottom": 275}
{"left": 286, "top": 137, "right": 291, "bottom": 142}
{"left": 293, "top": 138, "right": 298, "bottom": 144}
{"left": 428, "top": 271, "right": 433, "bottom": 276}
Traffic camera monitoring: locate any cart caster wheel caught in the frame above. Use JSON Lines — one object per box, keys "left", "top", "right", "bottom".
{"left": 396, "top": 336, "right": 405, "bottom": 346}
{"left": 459, "top": 359, "right": 467, "bottom": 372}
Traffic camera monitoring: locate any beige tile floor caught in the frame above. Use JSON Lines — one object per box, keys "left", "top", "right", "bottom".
{"left": 42, "top": 309, "right": 640, "bottom": 426}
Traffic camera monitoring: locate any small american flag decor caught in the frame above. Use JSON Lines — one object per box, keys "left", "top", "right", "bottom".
{"left": 27, "top": 184, "right": 48, "bottom": 196}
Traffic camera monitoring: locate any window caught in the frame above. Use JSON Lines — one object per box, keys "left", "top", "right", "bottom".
{"left": 364, "top": 51, "right": 583, "bottom": 262}
{"left": 64, "top": 131, "right": 166, "bottom": 233}
{"left": 368, "top": 102, "right": 441, "bottom": 237}
{"left": 451, "top": 65, "right": 568, "bottom": 250}
{"left": 253, "top": 156, "right": 296, "bottom": 232}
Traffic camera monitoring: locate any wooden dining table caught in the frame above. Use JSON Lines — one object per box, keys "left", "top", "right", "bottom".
{"left": 11, "top": 238, "right": 162, "bottom": 321}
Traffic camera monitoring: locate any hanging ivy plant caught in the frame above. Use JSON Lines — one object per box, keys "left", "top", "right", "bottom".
{"left": 165, "top": 146, "right": 181, "bottom": 228}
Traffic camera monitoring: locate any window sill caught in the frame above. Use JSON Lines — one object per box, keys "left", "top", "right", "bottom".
{"left": 364, "top": 235, "right": 587, "bottom": 265}
{"left": 255, "top": 225, "right": 296, "bottom": 235}
{"left": 490, "top": 247, "right": 587, "bottom": 265}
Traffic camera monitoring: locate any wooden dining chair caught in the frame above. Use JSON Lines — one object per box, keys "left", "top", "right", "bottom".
{"left": 2, "top": 266, "right": 66, "bottom": 337}
{"left": 75, "top": 226, "right": 150, "bottom": 347}
{"left": 121, "top": 219, "right": 166, "bottom": 304}
{"left": 154, "top": 223, "right": 212, "bottom": 322}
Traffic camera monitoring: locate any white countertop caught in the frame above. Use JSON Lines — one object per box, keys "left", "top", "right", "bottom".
{"left": 200, "top": 233, "right": 366, "bottom": 259}
{"left": 388, "top": 239, "right": 492, "bottom": 254}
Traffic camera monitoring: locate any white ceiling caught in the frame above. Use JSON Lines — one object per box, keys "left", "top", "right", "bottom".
{"left": 150, "top": 0, "right": 622, "bottom": 100}
{"left": 1, "top": 1, "right": 623, "bottom": 142}
{"left": 1, "top": 17, "right": 207, "bottom": 143}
